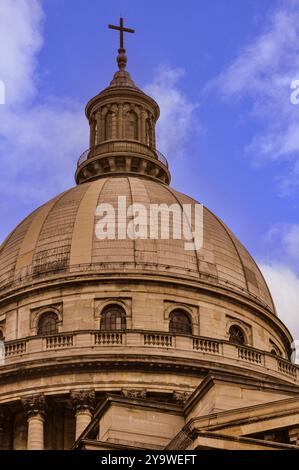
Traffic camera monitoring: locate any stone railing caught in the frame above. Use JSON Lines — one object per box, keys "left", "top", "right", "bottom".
{"left": 144, "top": 333, "right": 173, "bottom": 348}
{"left": 155, "top": 149, "right": 169, "bottom": 168}
{"left": 238, "top": 346, "right": 263, "bottom": 364}
{"left": 77, "top": 142, "right": 169, "bottom": 169}
{"left": 94, "top": 332, "right": 123, "bottom": 345}
{"left": 277, "top": 358, "right": 297, "bottom": 378}
{"left": 1, "top": 331, "right": 299, "bottom": 383}
{"left": 77, "top": 148, "right": 90, "bottom": 167}
{"left": 193, "top": 338, "right": 220, "bottom": 354}
{"left": 5, "top": 340, "right": 27, "bottom": 357}
{"left": 45, "top": 334, "right": 74, "bottom": 350}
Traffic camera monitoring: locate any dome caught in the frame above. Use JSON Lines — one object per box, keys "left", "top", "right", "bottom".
{"left": 1, "top": 18, "right": 298, "bottom": 453}
{"left": 0, "top": 176, "right": 275, "bottom": 314}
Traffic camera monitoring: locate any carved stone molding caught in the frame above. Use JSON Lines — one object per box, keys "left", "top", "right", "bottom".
{"left": 22, "top": 394, "right": 46, "bottom": 419}
{"left": 30, "top": 302, "right": 63, "bottom": 333}
{"left": 71, "top": 389, "right": 96, "bottom": 413}
{"left": 122, "top": 389, "right": 147, "bottom": 399}
{"left": 289, "top": 426, "right": 299, "bottom": 445}
{"left": 172, "top": 391, "right": 191, "bottom": 405}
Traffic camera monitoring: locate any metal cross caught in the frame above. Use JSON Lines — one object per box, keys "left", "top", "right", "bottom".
{"left": 108, "top": 17, "right": 135, "bottom": 50}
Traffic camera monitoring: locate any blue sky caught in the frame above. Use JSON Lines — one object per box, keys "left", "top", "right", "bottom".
{"left": 0, "top": 0, "right": 299, "bottom": 338}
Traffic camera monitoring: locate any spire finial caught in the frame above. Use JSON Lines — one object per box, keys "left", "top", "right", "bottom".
{"left": 108, "top": 17, "right": 135, "bottom": 70}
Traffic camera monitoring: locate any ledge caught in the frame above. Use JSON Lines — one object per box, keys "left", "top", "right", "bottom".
{"left": 1, "top": 330, "right": 298, "bottom": 385}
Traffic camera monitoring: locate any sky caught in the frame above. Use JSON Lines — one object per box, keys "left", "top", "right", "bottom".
{"left": 0, "top": 0, "right": 299, "bottom": 341}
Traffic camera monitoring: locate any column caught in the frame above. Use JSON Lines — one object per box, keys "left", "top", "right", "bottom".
{"left": 96, "top": 111, "right": 103, "bottom": 144}
{"left": 0, "top": 406, "right": 8, "bottom": 450}
{"left": 140, "top": 110, "right": 147, "bottom": 144}
{"left": 89, "top": 117, "right": 96, "bottom": 149}
{"left": 151, "top": 117, "right": 156, "bottom": 148}
{"left": 22, "top": 394, "right": 46, "bottom": 450}
{"left": 71, "top": 389, "right": 95, "bottom": 440}
{"left": 118, "top": 104, "right": 123, "bottom": 139}
{"left": 111, "top": 105, "right": 118, "bottom": 140}
{"left": 135, "top": 106, "right": 141, "bottom": 142}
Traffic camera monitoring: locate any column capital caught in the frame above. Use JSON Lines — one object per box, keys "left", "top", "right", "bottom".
{"left": 22, "top": 394, "right": 46, "bottom": 419}
{"left": 172, "top": 391, "right": 191, "bottom": 405}
{"left": 71, "top": 389, "right": 96, "bottom": 413}
{"left": 122, "top": 389, "right": 147, "bottom": 399}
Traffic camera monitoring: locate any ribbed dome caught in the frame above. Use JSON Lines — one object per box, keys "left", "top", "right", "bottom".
{"left": 0, "top": 176, "right": 275, "bottom": 314}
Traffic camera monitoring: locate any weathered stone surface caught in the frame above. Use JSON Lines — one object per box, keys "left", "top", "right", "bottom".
{"left": 0, "top": 22, "right": 297, "bottom": 451}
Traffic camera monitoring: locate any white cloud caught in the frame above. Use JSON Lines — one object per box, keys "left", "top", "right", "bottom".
{"left": 208, "top": 0, "right": 299, "bottom": 194}
{"left": 216, "top": 0, "right": 299, "bottom": 356}
{"left": 0, "top": 5, "right": 197, "bottom": 244}
{"left": 265, "top": 223, "right": 299, "bottom": 269}
{"left": 0, "top": 0, "right": 43, "bottom": 106}
{"left": 282, "top": 224, "right": 299, "bottom": 260}
{"left": 260, "top": 262, "right": 299, "bottom": 346}
{"left": 0, "top": 0, "right": 88, "bottom": 241}
{"left": 260, "top": 221, "right": 299, "bottom": 358}
{"left": 144, "top": 65, "right": 198, "bottom": 159}
{"left": 0, "top": 2, "right": 199, "bottom": 245}
{"left": 0, "top": 100, "right": 87, "bottom": 202}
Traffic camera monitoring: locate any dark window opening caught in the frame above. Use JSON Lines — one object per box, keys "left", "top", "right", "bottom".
{"left": 37, "top": 312, "right": 59, "bottom": 336}
{"left": 169, "top": 309, "right": 192, "bottom": 335}
{"left": 100, "top": 305, "right": 126, "bottom": 331}
{"left": 229, "top": 325, "right": 246, "bottom": 345}
{"left": 125, "top": 111, "right": 138, "bottom": 140}
{"left": 105, "top": 112, "right": 113, "bottom": 140}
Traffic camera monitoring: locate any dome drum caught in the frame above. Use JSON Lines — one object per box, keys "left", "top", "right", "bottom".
{"left": 75, "top": 141, "right": 170, "bottom": 184}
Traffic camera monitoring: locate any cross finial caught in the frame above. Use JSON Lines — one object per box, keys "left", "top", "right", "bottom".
{"left": 108, "top": 17, "right": 135, "bottom": 70}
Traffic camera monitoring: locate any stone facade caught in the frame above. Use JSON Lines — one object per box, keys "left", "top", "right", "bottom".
{"left": 0, "top": 27, "right": 299, "bottom": 450}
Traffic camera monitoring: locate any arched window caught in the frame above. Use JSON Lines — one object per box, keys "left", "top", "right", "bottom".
{"left": 104, "top": 112, "right": 113, "bottom": 140}
{"left": 0, "top": 329, "right": 4, "bottom": 341}
{"left": 229, "top": 325, "right": 246, "bottom": 345}
{"left": 90, "top": 118, "right": 97, "bottom": 148}
{"left": 146, "top": 119, "right": 153, "bottom": 147}
{"left": 37, "top": 312, "right": 59, "bottom": 336}
{"left": 125, "top": 111, "right": 138, "bottom": 140}
{"left": 100, "top": 305, "right": 126, "bottom": 331}
{"left": 169, "top": 309, "right": 192, "bottom": 335}
{"left": 270, "top": 342, "right": 282, "bottom": 357}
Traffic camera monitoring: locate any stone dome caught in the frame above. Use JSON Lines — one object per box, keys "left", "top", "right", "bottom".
{"left": 1, "top": 23, "right": 298, "bottom": 452}
{"left": 0, "top": 176, "right": 275, "bottom": 314}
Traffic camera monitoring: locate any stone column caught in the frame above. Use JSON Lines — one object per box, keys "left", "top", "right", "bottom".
{"left": 111, "top": 105, "right": 118, "bottom": 140}
{"left": 0, "top": 406, "right": 9, "bottom": 450}
{"left": 140, "top": 110, "right": 147, "bottom": 144}
{"left": 135, "top": 107, "right": 141, "bottom": 142}
{"left": 71, "top": 389, "right": 95, "bottom": 440}
{"left": 22, "top": 394, "right": 46, "bottom": 450}
{"left": 89, "top": 118, "right": 96, "bottom": 149}
{"left": 118, "top": 104, "right": 123, "bottom": 139}
{"left": 97, "top": 111, "right": 103, "bottom": 144}
{"left": 151, "top": 117, "right": 156, "bottom": 148}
